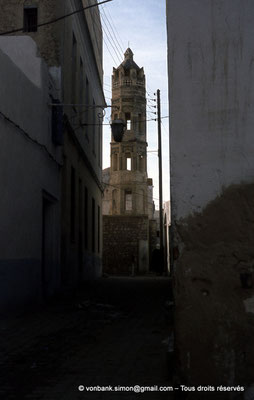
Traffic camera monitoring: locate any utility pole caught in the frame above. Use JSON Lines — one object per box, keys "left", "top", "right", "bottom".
{"left": 157, "top": 89, "right": 164, "bottom": 271}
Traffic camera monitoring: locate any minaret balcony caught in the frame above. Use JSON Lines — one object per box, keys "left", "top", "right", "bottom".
{"left": 113, "top": 79, "right": 145, "bottom": 89}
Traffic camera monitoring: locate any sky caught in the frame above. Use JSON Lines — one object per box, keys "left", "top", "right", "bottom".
{"left": 100, "top": 0, "right": 170, "bottom": 209}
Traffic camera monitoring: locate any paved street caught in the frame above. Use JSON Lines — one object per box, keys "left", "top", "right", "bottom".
{"left": 0, "top": 276, "right": 173, "bottom": 400}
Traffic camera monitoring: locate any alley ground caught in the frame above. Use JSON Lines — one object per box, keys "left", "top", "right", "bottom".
{"left": 0, "top": 276, "right": 174, "bottom": 400}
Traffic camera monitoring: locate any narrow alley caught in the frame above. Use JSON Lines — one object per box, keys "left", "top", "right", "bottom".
{"left": 0, "top": 277, "right": 173, "bottom": 399}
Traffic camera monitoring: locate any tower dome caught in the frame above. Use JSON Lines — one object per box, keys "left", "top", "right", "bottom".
{"left": 118, "top": 48, "right": 140, "bottom": 70}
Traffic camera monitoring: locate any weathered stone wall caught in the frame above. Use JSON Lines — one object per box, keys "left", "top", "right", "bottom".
{"left": 167, "top": 0, "right": 254, "bottom": 222}
{"left": 103, "top": 215, "right": 149, "bottom": 275}
{"left": 166, "top": 0, "right": 254, "bottom": 392}
{"left": 0, "top": 0, "right": 60, "bottom": 66}
{"left": 174, "top": 183, "right": 254, "bottom": 396}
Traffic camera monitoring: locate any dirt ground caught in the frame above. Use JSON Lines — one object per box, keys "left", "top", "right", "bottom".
{"left": 0, "top": 276, "right": 174, "bottom": 400}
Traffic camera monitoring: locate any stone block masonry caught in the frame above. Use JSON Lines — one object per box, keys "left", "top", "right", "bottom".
{"left": 103, "top": 215, "right": 149, "bottom": 275}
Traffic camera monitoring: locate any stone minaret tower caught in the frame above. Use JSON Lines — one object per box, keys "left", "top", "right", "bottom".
{"left": 109, "top": 48, "right": 149, "bottom": 216}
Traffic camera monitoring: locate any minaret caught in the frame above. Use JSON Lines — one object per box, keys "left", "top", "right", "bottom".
{"left": 109, "top": 49, "right": 148, "bottom": 216}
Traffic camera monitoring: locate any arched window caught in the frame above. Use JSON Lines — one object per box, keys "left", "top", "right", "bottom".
{"left": 126, "top": 153, "right": 132, "bottom": 171}
{"left": 125, "top": 112, "right": 131, "bottom": 130}
{"left": 125, "top": 190, "right": 132, "bottom": 211}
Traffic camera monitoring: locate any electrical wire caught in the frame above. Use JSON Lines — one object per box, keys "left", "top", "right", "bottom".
{"left": 101, "top": 8, "right": 124, "bottom": 58}
{"left": 146, "top": 91, "right": 156, "bottom": 101}
{"left": 103, "top": 38, "right": 119, "bottom": 66}
{"left": 0, "top": 0, "right": 112, "bottom": 36}
{"left": 147, "top": 98, "right": 156, "bottom": 105}
{"left": 101, "top": 13, "right": 122, "bottom": 64}
{"left": 101, "top": 5, "right": 125, "bottom": 53}
{"left": 0, "top": 0, "right": 107, "bottom": 103}
{"left": 89, "top": 5, "right": 120, "bottom": 67}
{"left": 147, "top": 84, "right": 156, "bottom": 96}
{"left": 88, "top": 0, "right": 124, "bottom": 69}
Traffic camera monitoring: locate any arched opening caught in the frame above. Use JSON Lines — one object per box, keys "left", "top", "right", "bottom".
{"left": 125, "top": 190, "right": 132, "bottom": 211}
{"left": 125, "top": 112, "right": 131, "bottom": 130}
{"left": 126, "top": 153, "right": 132, "bottom": 171}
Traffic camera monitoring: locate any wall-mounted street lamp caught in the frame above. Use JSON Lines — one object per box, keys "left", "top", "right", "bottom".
{"left": 49, "top": 102, "right": 126, "bottom": 143}
{"left": 111, "top": 119, "right": 126, "bottom": 142}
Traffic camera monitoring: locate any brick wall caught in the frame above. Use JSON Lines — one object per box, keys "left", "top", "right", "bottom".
{"left": 103, "top": 215, "right": 149, "bottom": 275}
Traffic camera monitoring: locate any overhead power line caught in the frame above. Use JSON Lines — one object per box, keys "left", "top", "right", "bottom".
{"left": 101, "top": 13, "right": 122, "bottom": 64}
{"left": 0, "top": 0, "right": 112, "bottom": 36}
{"left": 87, "top": 4, "right": 120, "bottom": 67}
{"left": 101, "top": 6, "right": 125, "bottom": 54}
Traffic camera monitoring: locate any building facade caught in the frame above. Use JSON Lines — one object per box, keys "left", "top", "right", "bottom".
{"left": 167, "top": 0, "right": 254, "bottom": 390}
{"left": 0, "top": 36, "right": 61, "bottom": 311}
{"left": 0, "top": 0, "right": 105, "bottom": 310}
{"left": 103, "top": 49, "right": 155, "bottom": 275}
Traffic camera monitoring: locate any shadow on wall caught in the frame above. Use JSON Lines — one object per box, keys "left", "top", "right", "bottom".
{"left": 173, "top": 183, "right": 254, "bottom": 394}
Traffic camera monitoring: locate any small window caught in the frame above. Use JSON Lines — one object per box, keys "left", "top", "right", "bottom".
{"left": 24, "top": 7, "right": 38, "bottom": 32}
{"left": 125, "top": 112, "right": 131, "bottom": 130}
{"left": 125, "top": 191, "right": 132, "bottom": 211}
{"left": 126, "top": 155, "right": 131, "bottom": 171}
